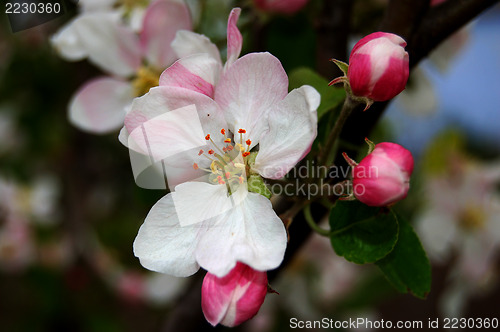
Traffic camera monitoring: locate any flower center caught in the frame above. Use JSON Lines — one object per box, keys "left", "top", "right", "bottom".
{"left": 458, "top": 204, "right": 486, "bottom": 231}
{"left": 118, "top": 0, "right": 149, "bottom": 11}
{"left": 132, "top": 66, "right": 160, "bottom": 97}
{"left": 193, "top": 128, "right": 253, "bottom": 189}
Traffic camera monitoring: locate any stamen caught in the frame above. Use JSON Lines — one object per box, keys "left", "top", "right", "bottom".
{"left": 217, "top": 176, "right": 226, "bottom": 185}
{"left": 246, "top": 139, "right": 251, "bottom": 146}
{"left": 198, "top": 149, "right": 204, "bottom": 156}
{"left": 220, "top": 129, "right": 226, "bottom": 135}
{"left": 224, "top": 138, "right": 232, "bottom": 144}
{"left": 242, "top": 152, "right": 250, "bottom": 157}
{"left": 208, "top": 149, "right": 215, "bottom": 155}
{"left": 223, "top": 147, "right": 228, "bottom": 152}
{"left": 193, "top": 163, "right": 199, "bottom": 170}
{"left": 227, "top": 145, "right": 234, "bottom": 151}
{"left": 238, "top": 176, "right": 244, "bottom": 184}
{"left": 205, "top": 134, "right": 211, "bottom": 141}
{"left": 225, "top": 172, "right": 231, "bottom": 179}
{"left": 238, "top": 128, "right": 246, "bottom": 145}
{"left": 210, "top": 161, "right": 219, "bottom": 174}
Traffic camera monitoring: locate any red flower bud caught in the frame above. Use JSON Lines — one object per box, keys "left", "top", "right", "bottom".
{"left": 348, "top": 32, "right": 409, "bottom": 102}
{"left": 352, "top": 142, "right": 414, "bottom": 207}
{"left": 201, "top": 262, "right": 268, "bottom": 327}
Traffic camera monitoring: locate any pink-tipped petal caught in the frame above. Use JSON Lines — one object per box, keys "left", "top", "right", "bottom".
{"left": 225, "top": 8, "right": 243, "bottom": 68}
{"left": 69, "top": 77, "right": 133, "bottom": 134}
{"left": 159, "top": 53, "right": 221, "bottom": 98}
{"left": 140, "top": 0, "right": 192, "bottom": 69}
{"left": 171, "top": 30, "right": 222, "bottom": 64}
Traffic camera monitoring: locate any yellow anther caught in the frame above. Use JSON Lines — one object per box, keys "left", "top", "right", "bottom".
{"left": 235, "top": 143, "right": 245, "bottom": 152}
{"left": 210, "top": 161, "right": 219, "bottom": 174}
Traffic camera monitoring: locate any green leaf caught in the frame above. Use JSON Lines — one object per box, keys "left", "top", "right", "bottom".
{"left": 288, "top": 67, "right": 345, "bottom": 119}
{"left": 376, "top": 216, "right": 431, "bottom": 299}
{"left": 329, "top": 201, "right": 399, "bottom": 264}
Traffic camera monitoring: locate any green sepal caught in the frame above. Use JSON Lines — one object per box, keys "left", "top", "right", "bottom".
{"left": 247, "top": 174, "right": 272, "bottom": 199}
{"left": 331, "top": 59, "right": 349, "bottom": 76}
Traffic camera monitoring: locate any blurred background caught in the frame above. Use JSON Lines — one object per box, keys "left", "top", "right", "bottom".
{"left": 1, "top": 0, "right": 499, "bottom": 331}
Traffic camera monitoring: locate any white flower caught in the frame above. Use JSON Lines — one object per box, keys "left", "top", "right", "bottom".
{"left": 51, "top": 0, "right": 192, "bottom": 133}
{"left": 416, "top": 156, "right": 500, "bottom": 316}
{"left": 120, "top": 9, "right": 320, "bottom": 277}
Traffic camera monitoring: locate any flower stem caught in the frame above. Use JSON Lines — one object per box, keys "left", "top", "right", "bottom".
{"left": 319, "top": 95, "right": 359, "bottom": 168}
{"left": 303, "top": 204, "right": 331, "bottom": 237}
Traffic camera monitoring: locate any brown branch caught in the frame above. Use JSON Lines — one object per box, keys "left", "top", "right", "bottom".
{"left": 408, "top": 0, "right": 500, "bottom": 68}
{"left": 315, "top": 0, "right": 353, "bottom": 78}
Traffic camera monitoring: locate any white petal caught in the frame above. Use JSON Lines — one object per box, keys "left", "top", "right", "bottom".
{"left": 171, "top": 30, "right": 222, "bottom": 65}
{"left": 172, "top": 182, "right": 234, "bottom": 227}
{"left": 415, "top": 208, "right": 457, "bottom": 262}
{"left": 133, "top": 193, "right": 200, "bottom": 277}
{"left": 51, "top": 18, "right": 89, "bottom": 61}
{"left": 71, "top": 13, "right": 141, "bottom": 77}
{"left": 128, "top": 104, "right": 207, "bottom": 162}
{"left": 123, "top": 86, "right": 225, "bottom": 141}
{"left": 215, "top": 53, "right": 289, "bottom": 142}
{"left": 195, "top": 192, "right": 287, "bottom": 277}
{"left": 69, "top": 77, "right": 133, "bottom": 134}
{"left": 253, "top": 86, "right": 319, "bottom": 179}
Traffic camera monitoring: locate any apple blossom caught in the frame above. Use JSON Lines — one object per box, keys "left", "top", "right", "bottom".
{"left": 253, "top": 0, "right": 309, "bottom": 15}
{"left": 348, "top": 32, "right": 409, "bottom": 102}
{"left": 125, "top": 55, "right": 319, "bottom": 277}
{"left": 416, "top": 155, "right": 500, "bottom": 316}
{"left": 120, "top": 9, "right": 320, "bottom": 278}
{"left": 202, "top": 262, "right": 268, "bottom": 327}
{"left": 348, "top": 142, "right": 414, "bottom": 207}
{"left": 51, "top": 0, "right": 191, "bottom": 133}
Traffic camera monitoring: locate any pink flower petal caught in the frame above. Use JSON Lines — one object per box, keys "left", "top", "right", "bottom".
{"left": 225, "top": 8, "right": 243, "bottom": 68}
{"left": 171, "top": 30, "right": 222, "bottom": 64}
{"left": 140, "top": 0, "right": 192, "bottom": 69}
{"left": 159, "top": 54, "right": 221, "bottom": 98}
{"left": 69, "top": 77, "right": 133, "bottom": 134}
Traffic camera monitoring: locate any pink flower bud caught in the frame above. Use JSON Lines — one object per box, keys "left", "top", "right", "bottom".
{"left": 352, "top": 142, "right": 414, "bottom": 207}
{"left": 254, "top": 0, "right": 309, "bottom": 15}
{"left": 348, "top": 32, "right": 409, "bottom": 102}
{"left": 201, "top": 262, "right": 268, "bottom": 327}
